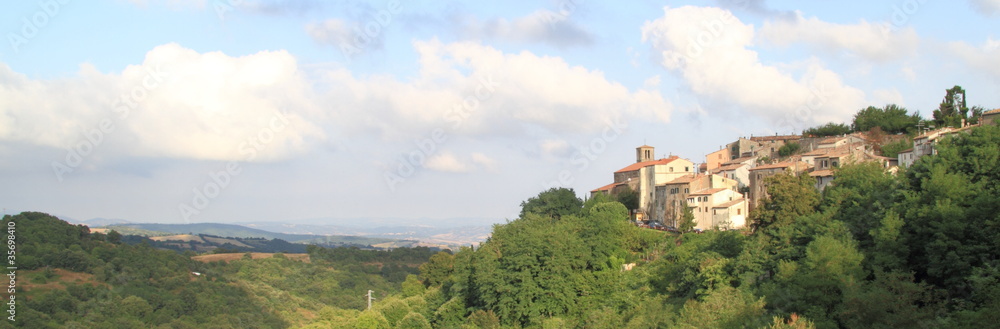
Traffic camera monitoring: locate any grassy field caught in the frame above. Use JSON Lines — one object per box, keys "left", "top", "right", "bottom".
{"left": 191, "top": 252, "right": 311, "bottom": 263}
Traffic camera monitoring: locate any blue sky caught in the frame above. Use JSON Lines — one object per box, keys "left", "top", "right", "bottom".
{"left": 1, "top": 0, "right": 998, "bottom": 225}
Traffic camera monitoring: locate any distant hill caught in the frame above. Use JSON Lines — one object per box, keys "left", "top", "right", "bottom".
{"left": 107, "top": 222, "right": 416, "bottom": 248}
{"left": 81, "top": 217, "right": 132, "bottom": 226}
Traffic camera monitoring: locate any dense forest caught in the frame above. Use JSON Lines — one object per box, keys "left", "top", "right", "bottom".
{"left": 4, "top": 124, "right": 999, "bottom": 328}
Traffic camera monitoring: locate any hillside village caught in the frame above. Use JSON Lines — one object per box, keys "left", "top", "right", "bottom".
{"left": 591, "top": 108, "right": 1000, "bottom": 231}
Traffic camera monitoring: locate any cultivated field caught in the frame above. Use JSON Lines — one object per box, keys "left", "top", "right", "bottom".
{"left": 191, "top": 252, "right": 311, "bottom": 263}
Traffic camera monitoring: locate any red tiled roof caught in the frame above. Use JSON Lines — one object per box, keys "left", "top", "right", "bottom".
{"left": 819, "top": 137, "right": 845, "bottom": 144}
{"left": 713, "top": 198, "right": 746, "bottom": 208}
{"left": 662, "top": 174, "right": 701, "bottom": 185}
{"left": 614, "top": 156, "right": 682, "bottom": 173}
{"left": 689, "top": 188, "right": 728, "bottom": 196}
{"left": 809, "top": 169, "right": 834, "bottom": 177}
{"left": 983, "top": 108, "right": 1000, "bottom": 115}
{"left": 749, "top": 161, "right": 799, "bottom": 171}
{"left": 802, "top": 148, "right": 834, "bottom": 156}
{"left": 591, "top": 182, "right": 621, "bottom": 192}
{"left": 749, "top": 135, "right": 800, "bottom": 142}
{"left": 723, "top": 156, "right": 756, "bottom": 165}
{"left": 715, "top": 163, "right": 747, "bottom": 172}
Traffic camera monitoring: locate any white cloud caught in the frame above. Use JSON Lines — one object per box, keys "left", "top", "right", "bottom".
{"left": 471, "top": 152, "right": 496, "bottom": 170}
{"left": 758, "top": 12, "right": 919, "bottom": 62}
{"left": 969, "top": 0, "right": 1000, "bottom": 16}
{"left": 539, "top": 139, "right": 569, "bottom": 157}
{"left": 425, "top": 152, "right": 469, "bottom": 173}
{"left": 321, "top": 39, "right": 671, "bottom": 140}
{"left": 306, "top": 18, "right": 385, "bottom": 57}
{"left": 305, "top": 19, "right": 354, "bottom": 47}
{"left": 1, "top": 40, "right": 670, "bottom": 169}
{"left": 945, "top": 37, "right": 1000, "bottom": 79}
{"left": 0, "top": 43, "right": 323, "bottom": 162}
{"left": 641, "top": 6, "right": 867, "bottom": 131}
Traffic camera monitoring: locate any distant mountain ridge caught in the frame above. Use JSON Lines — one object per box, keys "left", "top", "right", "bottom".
{"left": 107, "top": 222, "right": 409, "bottom": 247}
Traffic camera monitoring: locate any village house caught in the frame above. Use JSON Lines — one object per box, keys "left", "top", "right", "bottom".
{"left": 652, "top": 174, "right": 741, "bottom": 228}
{"left": 705, "top": 148, "right": 731, "bottom": 172}
{"left": 747, "top": 161, "right": 810, "bottom": 209}
{"left": 686, "top": 187, "right": 747, "bottom": 230}
{"left": 710, "top": 163, "right": 750, "bottom": 190}
{"left": 982, "top": 108, "right": 1000, "bottom": 126}
{"left": 592, "top": 146, "right": 694, "bottom": 220}
{"left": 727, "top": 135, "right": 801, "bottom": 159}
{"left": 897, "top": 125, "right": 976, "bottom": 168}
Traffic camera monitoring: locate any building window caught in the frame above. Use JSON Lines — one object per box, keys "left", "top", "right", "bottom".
{"left": 737, "top": 209, "right": 741, "bottom": 215}
{"left": 684, "top": 188, "right": 689, "bottom": 193}
{"left": 685, "top": 166, "right": 689, "bottom": 172}
{"left": 670, "top": 167, "right": 674, "bottom": 172}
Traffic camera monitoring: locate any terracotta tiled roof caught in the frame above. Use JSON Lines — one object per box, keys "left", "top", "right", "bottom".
{"left": 983, "top": 108, "right": 1000, "bottom": 115}
{"left": 716, "top": 163, "right": 747, "bottom": 172}
{"left": 749, "top": 135, "right": 801, "bottom": 142}
{"left": 802, "top": 148, "right": 834, "bottom": 156}
{"left": 723, "top": 156, "right": 757, "bottom": 165}
{"left": 713, "top": 199, "right": 746, "bottom": 208}
{"left": 749, "top": 161, "right": 800, "bottom": 171}
{"left": 591, "top": 182, "right": 621, "bottom": 192}
{"left": 662, "top": 174, "right": 701, "bottom": 185}
{"left": 899, "top": 148, "right": 914, "bottom": 153}
{"left": 688, "top": 188, "right": 729, "bottom": 196}
{"left": 809, "top": 169, "right": 834, "bottom": 177}
{"left": 819, "top": 137, "right": 845, "bottom": 144}
{"left": 614, "top": 156, "right": 682, "bottom": 173}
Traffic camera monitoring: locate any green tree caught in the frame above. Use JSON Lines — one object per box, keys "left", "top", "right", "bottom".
{"left": 106, "top": 230, "right": 122, "bottom": 244}
{"left": 615, "top": 185, "right": 640, "bottom": 212}
{"left": 678, "top": 205, "right": 696, "bottom": 233}
{"left": 401, "top": 275, "right": 425, "bottom": 297}
{"left": 418, "top": 252, "right": 454, "bottom": 287}
{"left": 778, "top": 142, "right": 801, "bottom": 157}
{"left": 820, "top": 162, "right": 899, "bottom": 267}
{"left": 519, "top": 187, "right": 583, "bottom": 220}
{"left": 879, "top": 139, "right": 911, "bottom": 158}
{"left": 900, "top": 124, "right": 1000, "bottom": 299}
{"left": 803, "top": 122, "right": 851, "bottom": 137}
{"left": 933, "top": 85, "right": 969, "bottom": 128}
{"left": 852, "top": 104, "right": 921, "bottom": 134}
{"left": 395, "top": 312, "right": 431, "bottom": 329}
{"left": 673, "top": 286, "right": 768, "bottom": 329}
{"left": 355, "top": 310, "right": 391, "bottom": 329}
{"left": 749, "top": 173, "right": 820, "bottom": 233}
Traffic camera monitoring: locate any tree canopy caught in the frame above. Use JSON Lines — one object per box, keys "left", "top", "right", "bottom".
{"left": 518, "top": 187, "right": 583, "bottom": 220}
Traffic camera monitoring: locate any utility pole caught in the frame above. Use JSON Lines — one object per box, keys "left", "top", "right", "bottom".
{"left": 367, "top": 290, "right": 375, "bottom": 310}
